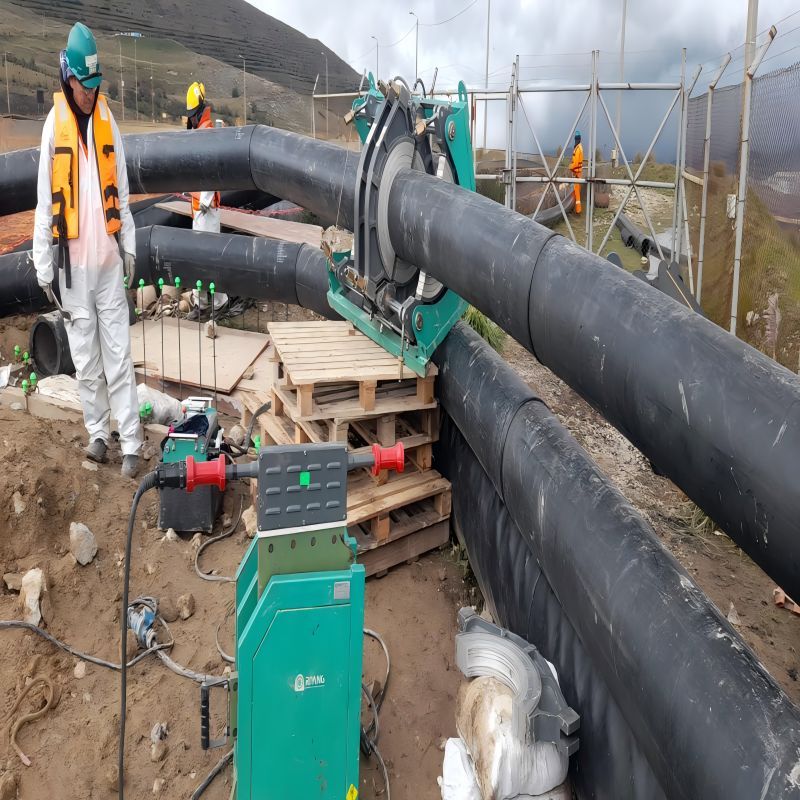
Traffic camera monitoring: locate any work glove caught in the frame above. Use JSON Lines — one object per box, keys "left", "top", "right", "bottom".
{"left": 123, "top": 251, "right": 136, "bottom": 285}
{"left": 38, "top": 280, "right": 55, "bottom": 304}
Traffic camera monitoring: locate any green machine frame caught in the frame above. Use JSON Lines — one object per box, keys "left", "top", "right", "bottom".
{"left": 327, "top": 75, "right": 475, "bottom": 377}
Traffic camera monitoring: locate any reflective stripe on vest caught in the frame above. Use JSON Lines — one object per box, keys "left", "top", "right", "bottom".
{"left": 51, "top": 92, "right": 121, "bottom": 239}
{"left": 191, "top": 106, "right": 221, "bottom": 213}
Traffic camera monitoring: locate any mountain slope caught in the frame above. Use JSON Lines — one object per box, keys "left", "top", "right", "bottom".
{"left": 10, "top": 0, "right": 358, "bottom": 94}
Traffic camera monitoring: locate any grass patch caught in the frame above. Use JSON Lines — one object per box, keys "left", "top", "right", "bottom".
{"left": 463, "top": 306, "right": 506, "bottom": 352}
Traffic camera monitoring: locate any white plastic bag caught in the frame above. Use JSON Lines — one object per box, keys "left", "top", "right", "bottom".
{"left": 136, "top": 384, "right": 182, "bottom": 426}
{"left": 439, "top": 738, "right": 481, "bottom": 800}
{"left": 457, "top": 676, "right": 569, "bottom": 799}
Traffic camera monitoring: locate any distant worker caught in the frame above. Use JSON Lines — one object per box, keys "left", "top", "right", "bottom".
{"left": 569, "top": 130, "right": 584, "bottom": 215}
{"left": 33, "top": 22, "right": 142, "bottom": 478}
{"left": 185, "top": 81, "right": 228, "bottom": 319}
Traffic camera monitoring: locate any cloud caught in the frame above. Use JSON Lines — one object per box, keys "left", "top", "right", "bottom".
{"left": 245, "top": 0, "right": 800, "bottom": 158}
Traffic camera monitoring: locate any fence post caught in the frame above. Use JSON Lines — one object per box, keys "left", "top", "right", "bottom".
{"left": 730, "top": 26, "right": 776, "bottom": 335}
{"left": 586, "top": 50, "right": 598, "bottom": 251}
{"left": 696, "top": 53, "right": 731, "bottom": 304}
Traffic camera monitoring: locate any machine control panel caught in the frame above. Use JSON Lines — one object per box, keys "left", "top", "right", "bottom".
{"left": 257, "top": 444, "right": 349, "bottom": 531}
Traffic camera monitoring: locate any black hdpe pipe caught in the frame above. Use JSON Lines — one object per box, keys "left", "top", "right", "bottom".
{"left": 3, "top": 124, "right": 799, "bottom": 598}
{"left": 0, "top": 127, "right": 357, "bottom": 228}
{"left": 19, "top": 214, "right": 800, "bottom": 799}
{"left": 386, "top": 167, "right": 800, "bottom": 600}
{"left": 29, "top": 311, "right": 74, "bottom": 376}
{"left": 433, "top": 323, "right": 800, "bottom": 800}
{"left": 135, "top": 226, "right": 332, "bottom": 318}
{"left": 23, "top": 228, "right": 332, "bottom": 374}
{"left": 0, "top": 189, "right": 277, "bottom": 316}
{"left": 615, "top": 210, "right": 652, "bottom": 256}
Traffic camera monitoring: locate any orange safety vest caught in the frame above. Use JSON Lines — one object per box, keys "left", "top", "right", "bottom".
{"left": 191, "top": 106, "right": 221, "bottom": 213}
{"left": 570, "top": 142, "right": 584, "bottom": 177}
{"left": 51, "top": 91, "right": 121, "bottom": 240}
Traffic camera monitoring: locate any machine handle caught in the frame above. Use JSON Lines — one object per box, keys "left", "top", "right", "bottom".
{"left": 200, "top": 681, "right": 211, "bottom": 750}
{"left": 185, "top": 454, "right": 228, "bottom": 492}
{"left": 347, "top": 443, "right": 405, "bottom": 476}
{"left": 200, "top": 678, "right": 230, "bottom": 750}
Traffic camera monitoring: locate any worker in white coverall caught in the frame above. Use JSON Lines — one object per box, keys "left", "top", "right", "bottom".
{"left": 33, "top": 22, "right": 142, "bottom": 478}
{"left": 185, "top": 81, "right": 228, "bottom": 320}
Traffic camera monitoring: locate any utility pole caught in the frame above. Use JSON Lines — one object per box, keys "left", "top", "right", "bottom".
{"left": 311, "top": 73, "right": 319, "bottom": 138}
{"left": 239, "top": 55, "right": 246, "bottom": 125}
{"left": 371, "top": 35, "right": 379, "bottom": 78}
{"left": 321, "top": 51, "right": 328, "bottom": 139}
{"left": 744, "top": 0, "right": 759, "bottom": 77}
{"left": 134, "top": 35, "right": 139, "bottom": 121}
{"left": 4, "top": 53, "right": 10, "bottom": 116}
{"left": 410, "top": 11, "right": 419, "bottom": 82}
{"left": 615, "top": 0, "right": 627, "bottom": 153}
{"left": 483, "top": 0, "right": 491, "bottom": 149}
{"left": 115, "top": 34, "right": 125, "bottom": 121}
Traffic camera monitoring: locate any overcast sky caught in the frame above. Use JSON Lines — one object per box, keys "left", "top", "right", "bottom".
{"left": 246, "top": 0, "right": 800, "bottom": 157}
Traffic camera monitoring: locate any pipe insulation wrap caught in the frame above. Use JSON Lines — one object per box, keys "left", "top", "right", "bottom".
{"left": 433, "top": 323, "right": 800, "bottom": 800}
{"left": 387, "top": 166, "right": 800, "bottom": 598}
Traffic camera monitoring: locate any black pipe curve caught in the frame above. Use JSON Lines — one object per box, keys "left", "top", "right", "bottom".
{"left": 386, "top": 167, "right": 800, "bottom": 599}
{"left": 434, "top": 322, "right": 800, "bottom": 800}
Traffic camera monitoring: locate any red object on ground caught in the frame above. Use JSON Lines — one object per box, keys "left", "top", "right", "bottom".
{"left": 185, "top": 453, "right": 228, "bottom": 492}
{"left": 371, "top": 442, "right": 405, "bottom": 475}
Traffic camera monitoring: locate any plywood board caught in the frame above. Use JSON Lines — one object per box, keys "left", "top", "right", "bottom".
{"left": 129, "top": 317, "right": 268, "bottom": 394}
{"left": 155, "top": 201, "right": 323, "bottom": 248}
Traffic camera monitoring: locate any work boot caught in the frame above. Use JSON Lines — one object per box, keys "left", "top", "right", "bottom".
{"left": 85, "top": 439, "right": 108, "bottom": 463}
{"left": 121, "top": 455, "right": 140, "bottom": 479}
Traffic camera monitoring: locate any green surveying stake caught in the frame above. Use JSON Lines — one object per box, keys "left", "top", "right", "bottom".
{"left": 175, "top": 276, "right": 183, "bottom": 396}
{"left": 158, "top": 278, "right": 166, "bottom": 391}
{"left": 196, "top": 280, "right": 203, "bottom": 390}
{"left": 209, "top": 282, "right": 217, "bottom": 409}
{"left": 138, "top": 279, "right": 147, "bottom": 387}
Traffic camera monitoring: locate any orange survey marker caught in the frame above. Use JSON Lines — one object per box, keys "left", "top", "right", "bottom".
{"left": 773, "top": 588, "right": 800, "bottom": 616}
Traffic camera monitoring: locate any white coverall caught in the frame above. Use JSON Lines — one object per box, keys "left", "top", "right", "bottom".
{"left": 33, "top": 106, "right": 143, "bottom": 456}
{"left": 191, "top": 196, "right": 228, "bottom": 311}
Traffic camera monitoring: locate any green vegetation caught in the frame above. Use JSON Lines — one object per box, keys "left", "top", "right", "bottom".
{"left": 463, "top": 306, "right": 506, "bottom": 352}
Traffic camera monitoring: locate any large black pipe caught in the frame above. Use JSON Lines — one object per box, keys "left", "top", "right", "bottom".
{"left": 136, "top": 226, "right": 331, "bottom": 318}
{"left": 434, "top": 323, "right": 800, "bottom": 800}
{"left": 3, "top": 125, "right": 799, "bottom": 597}
{"left": 387, "top": 167, "right": 800, "bottom": 599}
{"left": 17, "top": 219, "right": 800, "bottom": 798}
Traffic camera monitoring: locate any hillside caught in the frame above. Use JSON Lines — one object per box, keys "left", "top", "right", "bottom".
{"left": 10, "top": 0, "right": 358, "bottom": 94}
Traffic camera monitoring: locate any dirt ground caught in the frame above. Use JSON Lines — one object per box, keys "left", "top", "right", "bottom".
{"left": 0, "top": 402, "right": 471, "bottom": 799}
{"left": 502, "top": 336, "right": 800, "bottom": 704}
{"left": 1, "top": 299, "right": 798, "bottom": 798}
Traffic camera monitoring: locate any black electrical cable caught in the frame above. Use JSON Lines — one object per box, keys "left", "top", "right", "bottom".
{"left": 0, "top": 620, "right": 167, "bottom": 670}
{"left": 119, "top": 471, "right": 159, "bottom": 800}
{"left": 244, "top": 401, "right": 271, "bottom": 451}
{"left": 190, "top": 749, "right": 233, "bottom": 799}
{"left": 194, "top": 498, "right": 244, "bottom": 583}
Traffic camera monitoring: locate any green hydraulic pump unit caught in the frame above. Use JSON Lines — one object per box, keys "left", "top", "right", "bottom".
{"left": 327, "top": 74, "right": 475, "bottom": 376}
{"left": 155, "top": 440, "right": 405, "bottom": 798}
{"left": 158, "top": 396, "right": 223, "bottom": 533}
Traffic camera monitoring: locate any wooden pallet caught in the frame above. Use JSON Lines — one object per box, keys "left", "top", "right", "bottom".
{"left": 268, "top": 321, "right": 437, "bottom": 416}
{"left": 238, "top": 321, "right": 450, "bottom": 574}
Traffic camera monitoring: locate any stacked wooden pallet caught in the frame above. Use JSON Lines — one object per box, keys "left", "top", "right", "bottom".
{"left": 239, "top": 321, "right": 451, "bottom": 575}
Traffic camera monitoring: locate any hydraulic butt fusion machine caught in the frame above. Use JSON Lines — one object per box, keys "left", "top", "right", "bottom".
{"left": 328, "top": 75, "right": 475, "bottom": 376}
{"left": 158, "top": 397, "right": 224, "bottom": 533}
{"left": 156, "top": 441, "right": 405, "bottom": 799}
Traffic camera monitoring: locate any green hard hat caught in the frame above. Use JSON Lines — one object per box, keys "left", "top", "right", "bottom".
{"left": 65, "top": 22, "right": 102, "bottom": 89}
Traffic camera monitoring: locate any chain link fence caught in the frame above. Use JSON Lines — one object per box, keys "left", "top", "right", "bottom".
{"left": 687, "top": 58, "right": 800, "bottom": 372}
